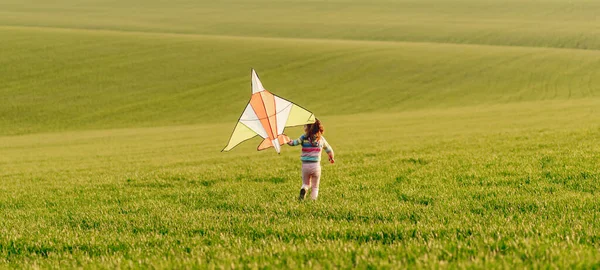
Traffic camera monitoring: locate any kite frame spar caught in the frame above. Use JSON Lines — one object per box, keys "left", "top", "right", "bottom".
{"left": 222, "top": 69, "right": 316, "bottom": 153}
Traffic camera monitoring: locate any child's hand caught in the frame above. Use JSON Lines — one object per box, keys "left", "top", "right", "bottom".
{"left": 287, "top": 141, "right": 293, "bottom": 146}
{"left": 329, "top": 157, "right": 335, "bottom": 164}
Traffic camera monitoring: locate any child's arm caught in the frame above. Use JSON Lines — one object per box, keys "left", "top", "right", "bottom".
{"left": 322, "top": 136, "right": 335, "bottom": 163}
{"left": 287, "top": 134, "right": 304, "bottom": 146}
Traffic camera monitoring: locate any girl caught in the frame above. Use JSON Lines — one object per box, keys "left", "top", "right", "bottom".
{"left": 287, "top": 119, "right": 334, "bottom": 200}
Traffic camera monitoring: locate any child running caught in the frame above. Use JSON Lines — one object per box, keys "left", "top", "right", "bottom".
{"left": 287, "top": 119, "right": 334, "bottom": 200}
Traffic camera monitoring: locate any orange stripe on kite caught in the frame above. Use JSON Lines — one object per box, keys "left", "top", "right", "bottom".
{"left": 249, "top": 91, "right": 277, "bottom": 140}
{"left": 261, "top": 91, "right": 278, "bottom": 140}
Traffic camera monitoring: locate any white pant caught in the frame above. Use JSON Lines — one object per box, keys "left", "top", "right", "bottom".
{"left": 302, "top": 162, "right": 321, "bottom": 189}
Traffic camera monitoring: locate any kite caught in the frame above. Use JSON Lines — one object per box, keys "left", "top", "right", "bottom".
{"left": 222, "top": 69, "right": 316, "bottom": 153}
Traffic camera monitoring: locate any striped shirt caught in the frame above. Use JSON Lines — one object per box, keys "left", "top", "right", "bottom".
{"left": 289, "top": 134, "right": 334, "bottom": 163}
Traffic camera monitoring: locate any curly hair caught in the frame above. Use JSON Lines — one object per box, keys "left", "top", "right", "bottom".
{"left": 305, "top": 118, "right": 324, "bottom": 144}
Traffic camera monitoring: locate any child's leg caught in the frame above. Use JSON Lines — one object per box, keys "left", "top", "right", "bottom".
{"left": 301, "top": 163, "right": 311, "bottom": 190}
{"left": 310, "top": 165, "right": 322, "bottom": 200}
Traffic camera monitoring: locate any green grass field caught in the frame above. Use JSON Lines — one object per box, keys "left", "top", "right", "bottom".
{"left": 1, "top": 0, "right": 600, "bottom": 268}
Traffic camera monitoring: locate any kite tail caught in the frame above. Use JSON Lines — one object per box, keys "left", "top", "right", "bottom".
{"left": 257, "top": 135, "right": 291, "bottom": 151}
{"left": 278, "top": 134, "right": 291, "bottom": 146}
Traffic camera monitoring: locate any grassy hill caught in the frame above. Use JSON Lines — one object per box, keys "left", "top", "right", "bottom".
{"left": 1, "top": 0, "right": 599, "bottom": 49}
{"left": 1, "top": 0, "right": 600, "bottom": 268}
{"left": 1, "top": 25, "right": 599, "bottom": 135}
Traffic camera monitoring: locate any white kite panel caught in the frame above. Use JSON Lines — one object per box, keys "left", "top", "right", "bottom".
{"left": 274, "top": 96, "right": 292, "bottom": 135}
{"left": 251, "top": 69, "right": 266, "bottom": 94}
{"left": 239, "top": 104, "right": 268, "bottom": 138}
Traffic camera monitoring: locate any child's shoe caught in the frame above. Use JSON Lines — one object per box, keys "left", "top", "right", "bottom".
{"left": 298, "top": 188, "right": 307, "bottom": 200}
